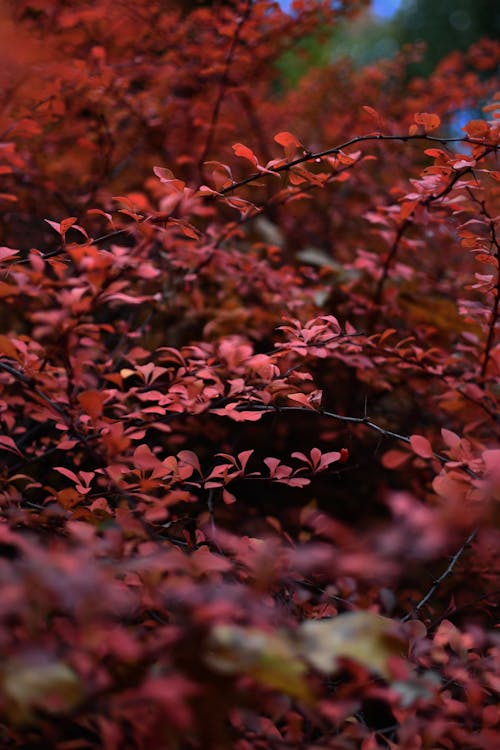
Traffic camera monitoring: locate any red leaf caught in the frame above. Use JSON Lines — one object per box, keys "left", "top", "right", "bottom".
{"left": 0, "top": 247, "right": 20, "bottom": 262}
{"left": 382, "top": 449, "right": 410, "bottom": 469}
{"left": 483, "top": 449, "right": 500, "bottom": 480}
{"left": 177, "top": 450, "right": 202, "bottom": 474}
{"left": 318, "top": 451, "right": 341, "bottom": 470}
{"left": 237, "top": 450, "right": 254, "bottom": 472}
{"left": 264, "top": 457, "right": 281, "bottom": 475}
{"left": 134, "top": 444, "right": 161, "bottom": 470}
{"left": 462, "top": 120, "right": 490, "bottom": 138}
{"left": 0, "top": 335, "right": 19, "bottom": 360}
{"left": 77, "top": 390, "right": 106, "bottom": 419}
{"left": 432, "top": 474, "right": 468, "bottom": 504}
{"left": 222, "top": 488, "right": 237, "bottom": 505}
{"left": 286, "top": 477, "right": 310, "bottom": 487}
{"left": 44, "top": 219, "right": 63, "bottom": 235}
{"left": 232, "top": 143, "right": 258, "bottom": 166}
{"left": 287, "top": 393, "right": 314, "bottom": 407}
{"left": 274, "top": 131, "right": 302, "bottom": 149}
{"left": 310, "top": 447, "right": 322, "bottom": 468}
{"left": 441, "top": 428, "right": 461, "bottom": 450}
{"left": 204, "top": 161, "right": 233, "bottom": 191}
{"left": 362, "top": 105, "right": 380, "bottom": 121}
{"left": 0, "top": 435, "right": 23, "bottom": 457}
{"left": 399, "top": 200, "right": 418, "bottom": 222}
{"left": 191, "top": 546, "right": 233, "bottom": 572}
{"left": 452, "top": 158, "right": 476, "bottom": 170}
{"left": 211, "top": 403, "right": 263, "bottom": 421}
{"left": 379, "top": 328, "right": 397, "bottom": 344}
{"left": 413, "top": 112, "right": 441, "bottom": 133}
{"left": 409, "top": 435, "right": 434, "bottom": 458}
{"left": 57, "top": 439, "right": 78, "bottom": 450}
{"left": 153, "top": 166, "right": 174, "bottom": 180}
{"left": 274, "top": 131, "right": 302, "bottom": 158}
{"left": 153, "top": 168, "right": 186, "bottom": 193}
{"left": 54, "top": 466, "right": 80, "bottom": 484}
{"left": 86, "top": 208, "right": 114, "bottom": 224}
{"left": 59, "top": 217, "right": 78, "bottom": 235}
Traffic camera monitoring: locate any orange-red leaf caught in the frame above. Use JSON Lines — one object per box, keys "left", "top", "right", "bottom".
{"left": 413, "top": 113, "right": 441, "bottom": 133}
{"left": 462, "top": 120, "right": 490, "bottom": 139}
{"left": 77, "top": 390, "right": 106, "bottom": 419}
{"left": 232, "top": 143, "right": 258, "bottom": 166}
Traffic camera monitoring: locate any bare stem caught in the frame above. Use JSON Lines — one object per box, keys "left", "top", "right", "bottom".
{"left": 216, "top": 135, "right": 497, "bottom": 196}
{"left": 401, "top": 528, "right": 478, "bottom": 622}
{"left": 197, "top": 0, "right": 253, "bottom": 177}
{"left": 481, "top": 215, "right": 500, "bottom": 378}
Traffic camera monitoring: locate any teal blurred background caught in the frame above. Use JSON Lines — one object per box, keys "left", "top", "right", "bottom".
{"left": 278, "top": 0, "right": 500, "bottom": 76}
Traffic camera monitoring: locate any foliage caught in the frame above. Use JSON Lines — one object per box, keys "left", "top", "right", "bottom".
{"left": 395, "top": 0, "right": 500, "bottom": 76}
{"left": 279, "top": 0, "right": 500, "bottom": 85}
{"left": 0, "top": 0, "right": 499, "bottom": 747}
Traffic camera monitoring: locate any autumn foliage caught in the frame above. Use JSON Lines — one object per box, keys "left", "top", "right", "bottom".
{"left": 0, "top": 0, "right": 499, "bottom": 747}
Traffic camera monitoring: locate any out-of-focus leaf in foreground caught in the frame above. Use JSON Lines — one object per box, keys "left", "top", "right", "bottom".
{"left": 205, "top": 625, "right": 311, "bottom": 701}
{"left": 1, "top": 654, "right": 83, "bottom": 723}
{"left": 298, "top": 611, "right": 406, "bottom": 679}
{"left": 205, "top": 612, "right": 407, "bottom": 702}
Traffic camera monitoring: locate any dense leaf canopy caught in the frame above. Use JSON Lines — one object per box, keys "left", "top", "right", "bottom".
{"left": 0, "top": 1, "right": 499, "bottom": 748}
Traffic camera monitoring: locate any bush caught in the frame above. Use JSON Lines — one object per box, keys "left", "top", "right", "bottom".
{"left": 0, "top": 1, "right": 499, "bottom": 747}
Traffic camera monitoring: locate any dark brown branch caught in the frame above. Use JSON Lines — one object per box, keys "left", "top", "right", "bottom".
{"left": 481, "top": 214, "right": 500, "bottom": 378}
{"left": 197, "top": 0, "right": 253, "bottom": 176}
{"left": 0, "top": 360, "right": 141, "bottom": 508}
{"left": 369, "top": 342, "right": 500, "bottom": 429}
{"left": 369, "top": 216, "right": 412, "bottom": 331}
{"left": 401, "top": 528, "right": 478, "bottom": 622}
{"left": 215, "top": 134, "right": 498, "bottom": 196}
{"left": 233, "top": 402, "right": 461, "bottom": 468}
{"left": 429, "top": 585, "right": 500, "bottom": 629}
{"left": 0, "top": 360, "right": 69, "bottom": 420}
{"left": 373, "top": 218, "right": 411, "bottom": 311}
{"left": 368, "top": 152, "right": 490, "bottom": 328}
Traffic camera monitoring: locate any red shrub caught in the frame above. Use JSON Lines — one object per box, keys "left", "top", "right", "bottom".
{"left": 0, "top": 1, "right": 499, "bottom": 747}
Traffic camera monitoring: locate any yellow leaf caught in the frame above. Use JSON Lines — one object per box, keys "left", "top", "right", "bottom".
{"left": 298, "top": 612, "right": 406, "bottom": 679}
{"left": 120, "top": 368, "right": 136, "bottom": 379}
{"left": 2, "top": 656, "right": 82, "bottom": 723}
{"left": 205, "top": 625, "right": 312, "bottom": 702}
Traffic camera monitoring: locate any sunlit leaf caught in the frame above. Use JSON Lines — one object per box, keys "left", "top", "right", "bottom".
{"left": 205, "top": 625, "right": 312, "bottom": 701}
{"left": 298, "top": 612, "right": 406, "bottom": 679}
{"left": 2, "top": 657, "right": 82, "bottom": 723}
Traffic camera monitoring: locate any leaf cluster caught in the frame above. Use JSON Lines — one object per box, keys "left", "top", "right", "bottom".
{"left": 0, "top": 1, "right": 499, "bottom": 748}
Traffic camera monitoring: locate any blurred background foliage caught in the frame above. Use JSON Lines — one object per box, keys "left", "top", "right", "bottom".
{"left": 277, "top": 0, "right": 500, "bottom": 83}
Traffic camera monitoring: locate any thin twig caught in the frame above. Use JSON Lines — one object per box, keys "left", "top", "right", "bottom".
{"left": 0, "top": 360, "right": 138, "bottom": 507}
{"left": 370, "top": 216, "right": 411, "bottom": 327}
{"left": 0, "top": 360, "right": 69, "bottom": 420}
{"left": 401, "top": 528, "right": 478, "bottom": 622}
{"left": 429, "top": 586, "right": 500, "bottom": 629}
{"left": 207, "top": 488, "right": 217, "bottom": 536}
{"left": 197, "top": 0, "right": 253, "bottom": 176}
{"left": 215, "top": 134, "right": 498, "bottom": 197}
{"left": 233, "top": 402, "right": 456, "bottom": 467}
{"left": 480, "top": 213, "right": 500, "bottom": 378}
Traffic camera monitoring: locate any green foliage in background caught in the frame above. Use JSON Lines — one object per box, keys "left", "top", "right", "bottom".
{"left": 277, "top": 0, "right": 499, "bottom": 84}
